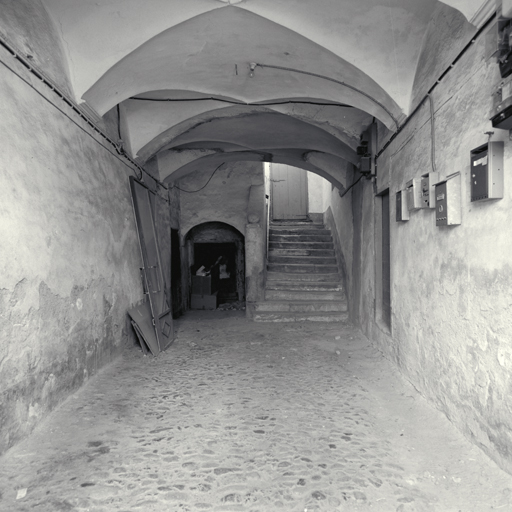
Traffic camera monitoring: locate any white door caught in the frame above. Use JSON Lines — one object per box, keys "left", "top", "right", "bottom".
{"left": 270, "top": 164, "right": 308, "bottom": 220}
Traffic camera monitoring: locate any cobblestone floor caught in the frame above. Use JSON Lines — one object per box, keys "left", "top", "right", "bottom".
{"left": 1, "top": 311, "right": 511, "bottom": 512}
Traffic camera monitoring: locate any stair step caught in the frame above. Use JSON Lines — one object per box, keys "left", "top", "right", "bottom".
{"left": 266, "top": 281, "right": 343, "bottom": 291}
{"left": 269, "top": 242, "right": 334, "bottom": 250}
{"left": 269, "top": 228, "right": 331, "bottom": 236}
{"left": 268, "top": 263, "right": 339, "bottom": 274}
{"left": 269, "top": 248, "right": 335, "bottom": 257}
{"left": 269, "top": 243, "right": 333, "bottom": 252}
{"left": 270, "top": 222, "right": 325, "bottom": 229}
{"left": 265, "top": 289, "right": 344, "bottom": 301}
{"left": 253, "top": 311, "right": 349, "bottom": 323}
{"left": 257, "top": 222, "right": 347, "bottom": 324}
{"left": 269, "top": 255, "right": 337, "bottom": 265}
{"left": 270, "top": 234, "right": 333, "bottom": 243}
{"left": 254, "top": 300, "right": 348, "bottom": 312}
{"left": 266, "top": 272, "right": 340, "bottom": 282}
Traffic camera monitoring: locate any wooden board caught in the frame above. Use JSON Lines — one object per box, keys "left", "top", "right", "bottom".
{"left": 130, "top": 177, "right": 174, "bottom": 354}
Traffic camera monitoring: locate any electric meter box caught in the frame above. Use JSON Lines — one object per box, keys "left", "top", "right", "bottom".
{"left": 435, "top": 173, "right": 461, "bottom": 226}
{"left": 420, "top": 171, "right": 439, "bottom": 208}
{"left": 406, "top": 178, "right": 423, "bottom": 211}
{"left": 396, "top": 190, "right": 409, "bottom": 222}
{"left": 470, "top": 141, "right": 504, "bottom": 201}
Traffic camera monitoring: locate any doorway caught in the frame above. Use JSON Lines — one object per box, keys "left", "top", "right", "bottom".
{"left": 171, "top": 228, "right": 182, "bottom": 318}
{"left": 381, "top": 191, "right": 391, "bottom": 328}
{"left": 194, "top": 242, "right": 238, "bottom": 304}
{"left": 270, "top": 163, "right": 308, "bottom": 221}
{"left": 185, "top": 222, "right": 245, "bottom": 308}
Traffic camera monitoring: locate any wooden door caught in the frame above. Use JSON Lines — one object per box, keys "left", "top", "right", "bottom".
{"left": 381, "top": 191, "right": 391, "bottom": 328}
{"left": 270, "top": 164, "right": 308, "bottom": 221}
{"left": 129, "top": 177, "right": 174, "bottom": 355}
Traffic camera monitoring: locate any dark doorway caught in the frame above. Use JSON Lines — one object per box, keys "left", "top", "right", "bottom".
{"left": 171, "top": 229, "right": 182, "bottom": 318}
{"left": 194, "top": 242, "right": 238, "bottom": 304}
{"left": 185, "top": 222, "right": 245, "bottom": 309}
{"left": 381, "top": 191, "right": 391, "bottom": 328}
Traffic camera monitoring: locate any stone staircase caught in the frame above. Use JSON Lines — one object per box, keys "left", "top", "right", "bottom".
{"left": 252, "top": 221, "right": 349, "bottom": 322}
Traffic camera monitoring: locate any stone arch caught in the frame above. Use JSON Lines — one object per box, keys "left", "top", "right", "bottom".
{"left": 160, "top": 150, "right": 353, "bottom": 194}
{"left": 185, "top": 222, "right": 246, "bottom": 304}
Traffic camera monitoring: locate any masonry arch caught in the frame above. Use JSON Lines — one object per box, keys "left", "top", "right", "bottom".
{"left": 185, "top": 221, "right": 246, "bottom": 306}
{"left": 160, "top": 150, "right": 353, "bottom": 194}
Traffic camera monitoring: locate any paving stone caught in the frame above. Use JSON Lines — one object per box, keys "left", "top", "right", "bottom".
{"left": 0, "top": 311, "right": 511, "bottom": 511}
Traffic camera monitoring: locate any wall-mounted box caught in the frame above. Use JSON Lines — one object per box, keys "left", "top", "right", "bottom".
{"left": 470, "top": 141, "right": 504, "bottom": 201}
{"left": 361, "top": 156, "right": 372, "bottom": 174}
{"left": 490, "top": 74, "right": 512, "bottom": 119}
{"left": 491, "top": 104, "right": 512, "bottom": 129}
{"left": 435, "top": 173, "right": 461, "bottom": 226}
{"left": 396, "top": 190, "right": 409, "bottom": 222}
{"left": 421, "top": 171, "right": 439, "bottom": 208}
{"left": 406, "top": 178, "right": 423, "bottom": 211}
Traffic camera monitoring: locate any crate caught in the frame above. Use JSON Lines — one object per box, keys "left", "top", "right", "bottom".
{"left": 191, "top": 264, "right": 219, "bottom": 295}
{"left": 192, "top": 275, "right": 215, "bottom": 295}
{"left": 191, "top": 292, "right": 218, "bottom": 310}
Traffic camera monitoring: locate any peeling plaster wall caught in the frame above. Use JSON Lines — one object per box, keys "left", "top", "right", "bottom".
{"left": 0, "top": 46, "right": 142, "bottom": 456}
{"left": 355, "top": 9, "right": 512, "bottom": 473}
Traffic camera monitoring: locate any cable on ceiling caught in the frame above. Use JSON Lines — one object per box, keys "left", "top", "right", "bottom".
{"left": 172, "top": 163, "right": 225, "bottom": 193}
{"left": 117, "top": 104, "right": 123, "bottom": 144}
{"left": 129, "top": 96, "right": 354, "bottom": 109}
{"left": 253, "top": 63, "right": 401, "bottom": 130}
{"left": 0, "top": 31, "right": 168, "bottom": 190}
{"left": 427, "top": 94, "right": 437, "bottom": 174}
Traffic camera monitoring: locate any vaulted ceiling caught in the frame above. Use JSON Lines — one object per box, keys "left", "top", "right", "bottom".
{"left": 41, "top": 0, "right": 487, "bottom": 187}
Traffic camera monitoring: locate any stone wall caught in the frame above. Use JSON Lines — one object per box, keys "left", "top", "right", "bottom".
{"left": 0, "top": 40, "right": 144, "bottom": 454}
{"left": 352, "top": 5, "right": 512, "bottom": 473}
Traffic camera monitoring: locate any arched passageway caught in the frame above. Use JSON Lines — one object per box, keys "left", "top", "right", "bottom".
{"left": 3, "top": 0, "right": 512, "bottom": 498}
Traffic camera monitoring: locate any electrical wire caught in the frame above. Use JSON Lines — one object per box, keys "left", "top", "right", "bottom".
{"left": 172, "top": 163, "right": 225, "bottom": 193}
{"left": 375, "top": 11, "right": 496, "bottom": 162}
{"left": 117, "top": 104, "right": 123, "bottom": 143}
{"left": 0, "top": 32, "right": 166, "bottom": 188}
{"left": 253, "top": 63, "right": 401, "bottom": 130}
{"left": 427, "top": 94, "right": 437, "bottom": 174}
{"left": 339, "top": 173, "right": 364, "bottom": 198}
{"left": 129, "top": 96, "right": 353, "bottom": 109}
{"left": 0, "top": 56, "right": 146, "bottom": 182}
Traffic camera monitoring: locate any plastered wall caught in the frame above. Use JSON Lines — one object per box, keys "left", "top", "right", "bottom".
{"left": 353, "top": 5, "right": 512, "bottom": 473}
{"left": 177, "top": 161, "right": 264, "bottom": 238}
{"left": 0, "top": 40, "right": 145, "bottom": 455}
{"left": 0, "top": 0, "right": 72, "bottom": 95}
